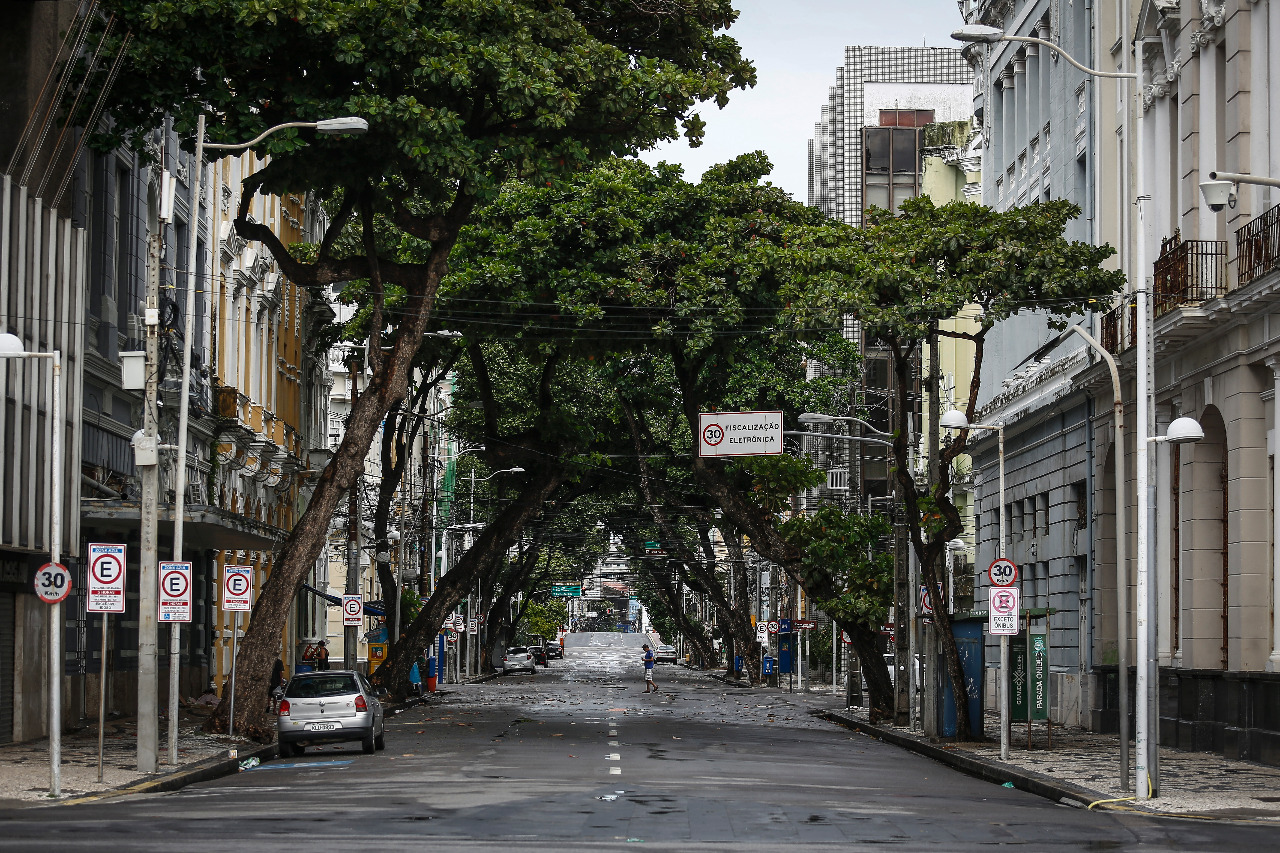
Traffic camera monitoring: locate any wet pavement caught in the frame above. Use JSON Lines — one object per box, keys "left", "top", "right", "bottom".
{"left": 0, "top": 632, "right": 1273, "bottom": 851}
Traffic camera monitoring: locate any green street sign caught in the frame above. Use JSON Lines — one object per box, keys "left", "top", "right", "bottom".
{"left": 1010, "top": 632, "right": 1048, "bottom": 722}
{"left": 644, "top": 542, "right": 661, "bottom": 549}
{"left": 550, "top": 584, "right": 582, "bottom": 597}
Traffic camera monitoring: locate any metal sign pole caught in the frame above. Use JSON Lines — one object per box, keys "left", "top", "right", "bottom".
{"left": 228, "top": 613, "right": 238, "bottom": 742}
{"left": 97, "top": 615, "right": 108, "bottom": 783}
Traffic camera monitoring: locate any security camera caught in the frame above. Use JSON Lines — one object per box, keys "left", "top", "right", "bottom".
{"left": 1199, "top": 179, "right": 1236, "bottom": 213}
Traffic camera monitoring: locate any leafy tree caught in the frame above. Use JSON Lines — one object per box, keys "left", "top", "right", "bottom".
{"left": 788, "top": 197, "right": 1126, "bottom": 737}
{"left": 86, "top": 0, "right": 753, "bottom": 738}
{"left": 444, "top": 153, "right": 900, "bottom": 697}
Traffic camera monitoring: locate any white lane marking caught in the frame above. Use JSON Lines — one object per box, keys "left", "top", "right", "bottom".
{"left": 608, "top": 730, "right": 617, "bottom": 736}
{"left": 610, "top": 767, "right": 622, "bottom": 775}
{"left": 606, "top": 753, "right": 620, "bottom": 761}
{"left": 608, "top": 740, "right": 619, "bottom": 746}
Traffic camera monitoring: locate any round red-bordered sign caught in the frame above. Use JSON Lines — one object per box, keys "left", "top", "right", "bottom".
{"left": 34, "top": 562, "right": 72, "bottom": 604}
{"left": 988, "top": 558, "right": 1018, "bottom": 587}
{"left": 161, "top": 568, "right": 190, "bottom": 599}
{"left": 702, "top": 422, "right": 724, "bottom": 447}
{"left": 90, "top": 552, "right": 124, "bottom": 586}
{"left": 343, "top": 597, "right": 363, "bottom": 618}
{"left": 225, "top": 572, "right": 250, "bottom": 597}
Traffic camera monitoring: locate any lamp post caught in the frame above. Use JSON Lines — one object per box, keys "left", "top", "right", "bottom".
{"left": 0, "top": 334, "right": 61, "bottom": 796}
{"left": 468, "top": 467, "right": 525, "bottom": 524}
{"left": 164, "top": 115, "right": 368, "bottom": 763}
{"left": 939, "top": 410, "right": 1006, "bottom": 758}
{"left": 952, "top": 23, "right": 1156, "bottom": 795}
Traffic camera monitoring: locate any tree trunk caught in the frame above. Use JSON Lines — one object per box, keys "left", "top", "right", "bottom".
{"left": 838, "top": 617, "right": 893, "bottom": 721}
{"left": 203, "top": 207, "right": 467, "bottom": 740}
{"left": 376, "top": 469, "right": 567, "bottom": 698}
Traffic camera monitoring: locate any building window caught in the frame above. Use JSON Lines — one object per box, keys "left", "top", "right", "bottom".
{"left": 878, "top": 109, "right": 935, "bottom": 128}
{"left": 863, "top": 127, "right": 922, "bottom": 213}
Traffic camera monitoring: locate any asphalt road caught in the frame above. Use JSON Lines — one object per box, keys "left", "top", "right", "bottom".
{"left": 0, "top": 632, "right": 1272, "bottom": 851}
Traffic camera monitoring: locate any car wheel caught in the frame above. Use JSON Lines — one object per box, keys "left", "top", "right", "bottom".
{"left": 362, "top": 731, "right": 376, "bottom": 754}
{"left": 278, "top": 741, "right": 294, "bottom": 759}
{"left": 375, "top": 730, "right": 386, "bottom": 750}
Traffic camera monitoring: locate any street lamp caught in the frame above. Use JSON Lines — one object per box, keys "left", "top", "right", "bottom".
{"left": 940, "top": 409, "right": 1009, "bottom": 759}
{"left": 951, "top": 23, "right": 1157, "bottom": 798}
{"left": 164, "top": 114, "right": 368, "bottom": 764}
{"left": 468, "top": 467, "right": 525, "bottom": 524}
{"left": 0, "top": 333, "right": 62, "bottom": 797}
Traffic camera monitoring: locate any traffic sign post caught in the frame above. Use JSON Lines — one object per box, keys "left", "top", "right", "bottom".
{"left": 988, "top": 558, "right": 1018, "bottom": 587}
{"left": 342, "top": 594, "right": 363, "bottom": 627}
{"left": 159, "top": 562, "right": 192, "bottom": 622}
{"left": 697, "top": 411, "right": 784, "bottom": 457}
{"left": 989, "top": 586, "right": 1020, "bottom": 635}
{"left": 87, "top": 543, "right": 127, "bottom": 613}
{"left": 34, "top": 563, "right": 72, "bottom": 604}
{"left": 221, "top": 565, "right": 253, "bottom": 740}
{"left": 87, "top": 543, "right": 126, "bottom": 783}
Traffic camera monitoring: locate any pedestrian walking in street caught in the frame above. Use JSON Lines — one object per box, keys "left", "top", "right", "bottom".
{"left": 642, "top": 643, "right": 659, "bottom": 693}
{"left": 315, "top": 640, "right": 330, "bottom": 671}
{"left": 268, "top": 654, "right": 285, "bottom": 712}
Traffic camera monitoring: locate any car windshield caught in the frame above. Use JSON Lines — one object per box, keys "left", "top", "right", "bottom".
{"left": 507, "top": 647, "right": 528, "bottom": 654}
{"left": 659, "top": 646, "right": 675, "bottom": 652}
{"left": 285, "top": 675, "right": 360, "bottom": 698}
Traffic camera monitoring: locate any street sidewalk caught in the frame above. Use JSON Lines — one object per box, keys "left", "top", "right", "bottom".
{"left": 817, "top": 704, "right": 1280, "bottom": 821}
{"left": 690, "top": 668, "right": 1280, "bottom": 820}
{"left": 0, "top": 706, "right": 263, "bottom": 807}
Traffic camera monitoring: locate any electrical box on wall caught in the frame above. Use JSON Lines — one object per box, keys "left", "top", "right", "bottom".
{"left": 120, "top": 351, "right": 146, "bottom": 390}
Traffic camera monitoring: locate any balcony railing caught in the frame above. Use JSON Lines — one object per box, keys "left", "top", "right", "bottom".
{"left": 1153, "top": 237, "right": 1228, "bottom": 317}
{"left": 1237, "top": 203, "right": 1280, "bottom": 288}
{"left": 1100, "top": 298, "right": 1137, "bottom": 355}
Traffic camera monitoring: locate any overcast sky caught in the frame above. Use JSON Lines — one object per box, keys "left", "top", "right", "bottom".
{"left": 639, "top": 0, "right": 965, "bottom": 202}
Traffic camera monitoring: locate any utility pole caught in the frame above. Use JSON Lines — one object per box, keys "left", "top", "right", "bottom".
{"left": 135, "top": 225, "right": 162, "bottom": 773}
{"left": 345, "top": 356, "right": 360, "bottom": 670}
{"left": 923, "top": 326, "right": 942, "bottom": 737}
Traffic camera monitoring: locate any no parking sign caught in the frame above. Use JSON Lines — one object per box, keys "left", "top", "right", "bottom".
{"left": 222, "top": 565, "right": 253, "bottom": 611}
{"left": 342, "top": 594, "right": 363, "bottom": 626}
{"left": 87, "top": 543, "right": 127, "bottom": 613}
{"left": 159, "top": 561, "right": 192, "bottom": 622}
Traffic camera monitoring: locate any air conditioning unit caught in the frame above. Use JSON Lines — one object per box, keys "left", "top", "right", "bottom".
{"left": 826, "top": 469, "right": 849, "bottom": 491}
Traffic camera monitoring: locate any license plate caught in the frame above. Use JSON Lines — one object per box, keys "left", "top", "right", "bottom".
{"left": 306, "top": 722, "right": 338, "bottom": 731}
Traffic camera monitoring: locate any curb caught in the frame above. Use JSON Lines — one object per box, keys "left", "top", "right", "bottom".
{"left": 817, "top": 709, "right": 1109, "bottom": 808}
{"left": 55, "top": 741, "right": 279, "bottom": 808}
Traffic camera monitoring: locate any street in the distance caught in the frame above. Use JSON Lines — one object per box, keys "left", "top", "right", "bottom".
{"left": 0, "top": 634, "right": 1269, "bottom": 852}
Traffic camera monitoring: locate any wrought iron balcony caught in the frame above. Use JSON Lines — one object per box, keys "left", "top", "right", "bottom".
{"left": 1100, "top": 298, "right": 1137, "bottom": 355}
{"left": 1236, "top": 204, "right": 1280, "bottom": 288}
{"left": 1153, "top": 237, "right": 1228, "bottom": 317}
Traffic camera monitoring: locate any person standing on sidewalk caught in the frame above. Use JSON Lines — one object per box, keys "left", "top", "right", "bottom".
{"left": 315, "top": 640, "right": 330, "bottom": 671}
{"left": 642, "top": 644, "right": 659, "bottom": 694}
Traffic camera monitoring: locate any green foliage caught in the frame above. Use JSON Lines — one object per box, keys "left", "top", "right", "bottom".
{"left": 730, "top": 455, "right": 824, "bottom": 514}
{"left": 88, "top": 0, "right": 755, "bottom": 206}
{"left": 399, "top": 587, "right": 423, "bottom": 625}
{"left": 519, "top": 598, "right": 568, "bottom": 643}
{"left": 787, "top": 197, "right": 1126, "bottom": 342}
{"left": 781, "top": 507, "right": 893, "bottom": 630}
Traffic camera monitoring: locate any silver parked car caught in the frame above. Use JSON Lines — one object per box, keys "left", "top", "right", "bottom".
{"left": 277, "top": 670, "right": 385, "bottom": 757}
{"left": 654, "top": 644, "right": 678, "bottom": 664}
{"left": 502, "top": 646, "right": 536, "bottom": 675}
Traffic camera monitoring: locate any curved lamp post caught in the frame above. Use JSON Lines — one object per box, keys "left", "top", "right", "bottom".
{"left": 164, "top": 115, "right": 368, "bottom": 764}
{"left": 952, "top": 21, "right": 1166, "bottom": 798}
{"left": 0, "top": 333, "right": 62, "bottom": 796}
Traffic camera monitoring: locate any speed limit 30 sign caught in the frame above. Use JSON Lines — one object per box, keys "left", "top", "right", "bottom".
{"left": 159, "top": 561, "right": 192, "bottom": 622}
{"left": 988, "top": 558, "right": 1019, "bottom": 587}
{"left": 34, "top": 562, "right": 72, "bottom": 604}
